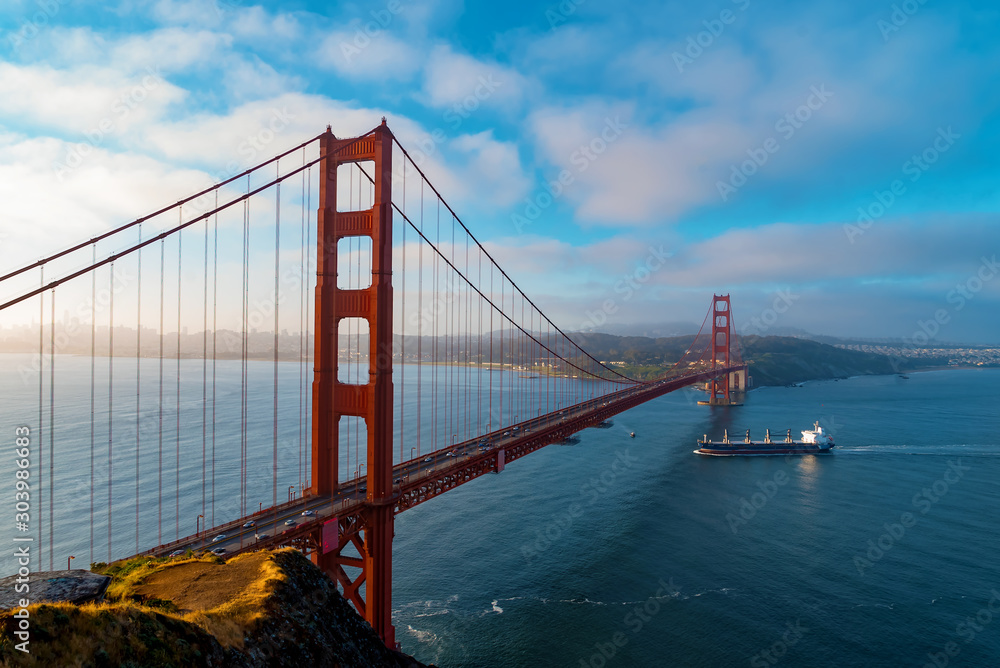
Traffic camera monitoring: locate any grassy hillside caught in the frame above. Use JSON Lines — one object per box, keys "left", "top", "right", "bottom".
{"left": 0, "top": 550, "right": 430, "bottom": 668}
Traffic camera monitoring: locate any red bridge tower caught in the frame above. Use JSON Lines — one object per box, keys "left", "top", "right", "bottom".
{"left": 310, "top": 122, "right": 396, "bottom": 647}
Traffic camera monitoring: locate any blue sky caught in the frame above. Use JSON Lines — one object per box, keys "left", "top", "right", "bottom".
{"left": 1, "top": 0, "right": 998, "bottom": 342}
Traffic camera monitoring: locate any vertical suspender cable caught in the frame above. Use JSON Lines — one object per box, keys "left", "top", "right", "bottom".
{"left": 433, "top": 197, "right": 438, "bottom": 451}
{"left": 488, "top": 262, "right": 493, "bottom": 432}
{"left": 158, "top": 239, "right": 164, "bottom": 546}
{"left": 400, "top": 155, "right": 406, "bottom": 465}
{"left": 202, "top": 214, "right": 208, "bottom": 526}
{"left": 447, "top": 209, "right": 453, "bottom": 446}
{"left": 298, "top": 152, "right": 305, "bottom": 495}
{"left": 49, "top": 287, "right": 55, "bottom": 570}
{"left": 304, "top": 167, "right": 311, "bottom": 490}
{"left": 107, "top": 264, "right": 114, "bottom": 563}
{"left": 211, "top": 190, "right": 218, "bottom": 528}
{"left": 90, "top": 250, "right": 96, "bottom": 564}
{"left": 465, "top": 232, "right": 469, "bottom": 441}
{"left": 499, "top": 275, "right": 503, "bottom": 429}
{"left": 135, "top": 225, "right": 142, "bottom": 555}
{"left": 241, "top": 178, "right": 250, "bottom": 518}
{"left": 477, "top": 246, "right": 482, "bottom": 437}
{"left": 274, "top": 175, "right": 280, "bottom": 509}
{"left": 417, "top": 180, "right": 423, "bottom": 460}
{"left": 176, "top": 223, "right": 182, "bottom": 540}
{"left": 37, "top": 268, "right": 43, "bottom": 564}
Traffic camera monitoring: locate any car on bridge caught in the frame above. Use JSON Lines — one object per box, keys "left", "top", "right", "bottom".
{"left": 301, "top": 510, "right": 314, "bottom": 516}
{"left": 211, "top": 547, "right": 227, "bottom": 556}
{"left": 211, "top": 534, "right": 226, "bottom": 542}
{"left": 243, "top": 520, "right": 255, "bottom": 528}
{"left": 255, "top": 533, "right": 269, "bottom": 540}
{"left": 423, "top": 456, "right": 432, "bottom": 462}
{"left": 168, "top": 549, "right": 186, "bottom": 557}
{"left": 284, "top": 519, "right": 297, "bottom": 526}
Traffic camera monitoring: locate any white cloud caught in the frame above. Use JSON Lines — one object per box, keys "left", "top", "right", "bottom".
{"left": 228, "top": 6, "right": 301, "bottom": 41}
{"left": 110, "top": 27, "right": 231, "bottom": 71}
{"left": 449, "top": 131, "right": 530, "bottom": 207}
{"left": 0, "top": 133, "right": 209, "bottom": 272}
{"left": 150, "top": 0, "right": 225, "bottom": 28}
{"left": 530, "top": 101, "right": 753, "bottom": 224}
{"left": 421, "top": 45, "right": 533, "bottom": 112}
{"left": 315, "top": 28, "right": 421, "bottom": 81}
{"left": 219, "top": 54, "right": 300, "bottom": 101}
{"left": 0, "top": 61, "right": 187, "bottom": 139}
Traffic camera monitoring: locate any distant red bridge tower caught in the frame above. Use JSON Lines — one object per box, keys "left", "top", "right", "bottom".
{"left": 699, "top": 294, "right": 747, "bottom": 406}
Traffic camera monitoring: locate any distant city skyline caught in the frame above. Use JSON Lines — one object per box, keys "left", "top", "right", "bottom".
{"left": 1, "top": 1, "right": 998, "bottom": 343}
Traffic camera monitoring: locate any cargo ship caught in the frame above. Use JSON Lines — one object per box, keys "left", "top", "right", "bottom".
{"left": 695, "top": 422, "right": 835, "bottom": 456}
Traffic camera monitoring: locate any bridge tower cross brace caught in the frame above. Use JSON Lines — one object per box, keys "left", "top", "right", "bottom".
{"left": 310, "top": 121, "right": 396, "bottom": 647}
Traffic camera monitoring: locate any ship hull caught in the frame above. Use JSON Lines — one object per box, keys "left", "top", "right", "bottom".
{"left": 694, "top": 442, "right": 834, "bottom": 456}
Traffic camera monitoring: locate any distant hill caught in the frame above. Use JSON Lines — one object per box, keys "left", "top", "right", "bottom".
{"left": 566, "top": 332, "right": 909, "bottom": 386}
{"left": 739, "top": 335, "right": 897, "bottom": 386}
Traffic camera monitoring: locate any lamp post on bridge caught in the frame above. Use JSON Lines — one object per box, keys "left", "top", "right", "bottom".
{"left": 410, "top": 447, "right": 415, "bottom": 461}
{"left": 196, "top": 514, "right": 204, "bottom": 537}
{"left": 67, "top": 555, "right": 74, "bottom": 571}
{"left": 288, "top": 485, "right": 295, "bottom": 503}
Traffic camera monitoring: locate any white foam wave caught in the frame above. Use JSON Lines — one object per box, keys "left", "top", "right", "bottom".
{"left": 406, "top": 625, "right": 439, "bottom": 643}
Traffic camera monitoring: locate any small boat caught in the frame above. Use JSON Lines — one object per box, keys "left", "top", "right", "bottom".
{"left": 629, "top": 432, "right": 635, "bottom": 438}
{"left": 695, "top": 422, "right": 835, "bottom": 456}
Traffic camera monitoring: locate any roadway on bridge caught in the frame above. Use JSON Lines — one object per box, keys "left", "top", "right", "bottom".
{"left": 150, "top": 371, "right": 726, "bottom": 560}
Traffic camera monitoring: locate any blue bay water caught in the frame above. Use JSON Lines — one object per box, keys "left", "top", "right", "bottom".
{"left": 392, "top": 369, "right": 1000, "bottom": 667}
{"left": 1, "top": 354, "right": 998, "bottom": 666}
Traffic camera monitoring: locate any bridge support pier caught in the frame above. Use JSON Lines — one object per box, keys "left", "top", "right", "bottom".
{"left": 310, "top": 121, "right": 397, "bottom": 648}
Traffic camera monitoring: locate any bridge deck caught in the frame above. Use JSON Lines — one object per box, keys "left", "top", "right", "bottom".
{"left": 144, "top": 365, "right": 745, "bottom": 560}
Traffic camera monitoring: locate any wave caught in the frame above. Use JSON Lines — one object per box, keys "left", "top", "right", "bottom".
{"left": 837, "top": 444, "right": 1000, "bottom": 456}
{"left": 404, "top": 625, "right": 439, "bottom": 644}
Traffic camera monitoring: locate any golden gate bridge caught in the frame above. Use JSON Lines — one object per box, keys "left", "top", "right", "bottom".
{"left": 0, "top": 120, "right": 746, "bottom": 647}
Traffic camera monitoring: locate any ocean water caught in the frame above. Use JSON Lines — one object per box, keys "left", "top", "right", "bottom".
{"left": 1, "top": 355, "right": 998, "bottom": 667}
{"left": 392, "top": 369, "right": 1000, "bottom": 667}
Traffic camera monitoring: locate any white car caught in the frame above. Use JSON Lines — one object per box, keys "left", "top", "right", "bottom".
{"left": 243, "top": 520, "right": 255, "bottom": 528}
{"left": 301, "top": 510, "right": 314, "bottom": 516}
{"left": 211, "top": 534, "right": 226, "bottom": 543}
{"left": 284, "top": 519, "right": 297, "bottom": 526}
